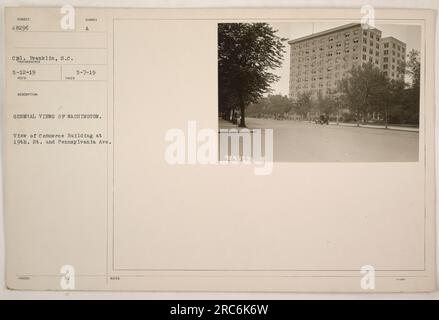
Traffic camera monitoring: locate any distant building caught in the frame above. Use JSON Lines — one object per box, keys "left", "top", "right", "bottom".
{"left": 380, "top": 36, "right": 406, "bottom": 81}
{"left": 288, "top": 23, "right": 406, "bottom": 100}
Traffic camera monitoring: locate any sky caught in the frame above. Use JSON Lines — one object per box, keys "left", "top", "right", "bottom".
{"left": 267, "top": 22, "right": 422, "bottom": 96}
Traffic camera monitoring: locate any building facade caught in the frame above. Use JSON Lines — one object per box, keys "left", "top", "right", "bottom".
{"left": 289, "top": 23, "right": 405, "bottom": 100}
{"left": 380, "top": 36, "right": 406, "bottom": 81}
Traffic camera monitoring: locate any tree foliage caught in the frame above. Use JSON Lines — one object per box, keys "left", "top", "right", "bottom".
{"left": 294, "top": 91, "right": 314, "bottom": 118}
{"left": 337, "top": 62, "right": 389, "bottom": 124}
{"left": 247, "top": 94, "right": 293, "bottom": 118}
{"left": 406, "top": 49, "right": 421, "bottom": 90}
{"left": 218, "top": 23, "right": 286, "bottom": 127}
{"left": 316, "top": 92, "right": 338, "bottom": 116}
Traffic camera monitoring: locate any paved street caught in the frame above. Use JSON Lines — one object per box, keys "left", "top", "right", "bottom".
{"left": 219, "top": 118, "right": 419, "bottom": 162}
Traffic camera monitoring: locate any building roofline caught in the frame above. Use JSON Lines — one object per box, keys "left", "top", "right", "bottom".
{"left": 381, "top": 36, "right": 406, "bottom": 45}
{"left": 287, "top": 23, "right": 362, "bottom": 45}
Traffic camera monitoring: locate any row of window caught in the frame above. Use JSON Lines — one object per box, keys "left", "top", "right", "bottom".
{"left": 292, "top": 62, "right": 358, "bottom": 78}
{"left": 290, "top": 29, "right": 362, "bottom": 50}
{"left": 383, "top": 49, "right": 404, "bottom": 58}
{"left": 362, "top": 46, "right": 380, "bottom": 56}
{"left": 291, "top": 68, "right": 403, "bottom": 96}
{"left": 293, "top": 54, "right": 379, "bottom": 67}
{"left": 296, "top": 54, "right": 386, "bottom": 66}
{"left": 292, "top": 55, "right": 359, "bottom": 70}
{"left": 363, "top": 29, "right": 381, "bottom": 41}
{"left": 291, "top": 88, "right": 334, "bottom": 97}
{"left": 382, "top": 63, "right": 403, "bottom": 71}
{"left": 362, "top": 37, "right": 379, "bottom": 47}
{"left": 291, "top": 60, "right": 345, "bottom": 71}
{"left": 293, "top": 39, "right": 403, "bottom": 56}
{"left": 292, "top": 50, "right": 363, "bottom": 64}
{"left": 292, "top": 48, "right": 403, "bottom": 67}
{"left": 293, "top": 51, "right": 344, "bottom": 62}
{"left": 294, "top": 38, "right": 361, "bottom": 55}
{"left": 361, "top": 54, "right": 380, "bottom": 65}
{"left": 383, "top": 42, "right": 405, "bottom": 52}
{"left": 293, "top": 37, "right": 382, "bottom": 57}
{"left": 383, "top": 57, "right": 399, "bottom": 63}
{"left": 292, "top": 71, "right": 402, "bottom": 86}
{"left": 291, "top": 74, "right": 399, "bottom": 96}
{"left": 294, "top": 79, "right": 343, "bottom": 90}
{"left": 292, "top": 54, "right": 402, "bottom": 73}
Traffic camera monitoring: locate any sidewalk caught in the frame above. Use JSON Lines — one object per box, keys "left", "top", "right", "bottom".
{"left": 219, "top": 118, "right": 419, "bottom": 132}
{"left": 328, "top": 122, "right": 419, "bottom": 132}
{"left": 218, "top": 118, "right": 239, "bottom": 129}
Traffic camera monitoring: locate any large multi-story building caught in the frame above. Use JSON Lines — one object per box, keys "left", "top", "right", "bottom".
{"left": 288, "top": 23, "right": 405, "bottom": 100}
{"left": 380, "top": 36, "right": 406, "bottom": 81}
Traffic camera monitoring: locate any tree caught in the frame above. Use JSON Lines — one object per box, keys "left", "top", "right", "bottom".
{"left": 218, "top": 23, "right": 286, "bottom": 127}
{"left": 316, "top": 92, "right": 337, "bottom": 117}
{"left": 394, "top": 49, "right": 420, "bottom": 125}
{"left": 337, "top": 62, "right": 388, "bottom": 126}
{"left": 294, "top": 91, "right": 314, "bottom": 119}
{"left": 382, "top": 79, "right": 405, "bottom": 128}
{"left": 405, "top": 50, "right": 421, "bottom": 125}
{"left": 246, "top": 94, "right": 293, "bottom": 118}
{"left": 406, "top": 49, "right": 421, "bottom": 90}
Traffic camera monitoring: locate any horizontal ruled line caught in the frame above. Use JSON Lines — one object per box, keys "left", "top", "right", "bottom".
{"left": 14, "top": 47, "right": 107, "bottom": 49}
{"left": 16, "top": 79, "right": 107, "bottom": 82}
{"left": 12, "top": 30, "right": 106, "bottom": 33}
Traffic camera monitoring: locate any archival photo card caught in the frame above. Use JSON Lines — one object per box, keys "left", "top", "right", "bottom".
{"left": 3, "top": 7, "right": 436, "bottom": 293}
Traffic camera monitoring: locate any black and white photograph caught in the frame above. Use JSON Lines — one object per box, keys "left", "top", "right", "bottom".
{"left": 218, "top": 22, "right": 421, "bottom": 162}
